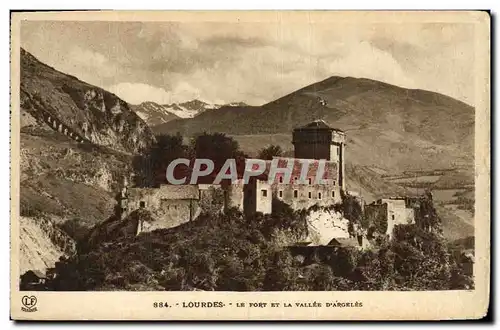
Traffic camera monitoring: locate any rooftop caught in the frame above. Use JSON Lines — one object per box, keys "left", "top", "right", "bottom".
{"left": 328, "top": 237, "right": 360, "bottom": 248}
{"left": 295, "top": 119, "right": 344, "bottom": 132}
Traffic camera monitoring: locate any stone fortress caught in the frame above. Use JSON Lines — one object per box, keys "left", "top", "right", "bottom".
{"left": 116, "top": 120, "right": 415, "bottom": 238}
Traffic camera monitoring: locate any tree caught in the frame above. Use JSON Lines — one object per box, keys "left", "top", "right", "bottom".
{"left": 45, "top": 189, "right": 471, "bottom": 292}
{"left": 58, "top": 218, "right": 90, "bottom": 242}
{"left": 189, "top": 132, "right": 245, "bottom": 179}
{"left": 352, "top": 248, "right": 396, "bottom": 290}
{"left": 414, "top": 192, "right": 442, "bottom": 234}
{"left": 190, "top": 132, "right": 242, "bottom": 161}
{"left": 338, "top": 190, "right": 363, "bottom": 236}
{"left": 258, "top": 145, "right": 283, "bottom": 160}
{"left": 132, "top": 133, "right": 187, "bottom": 187}
{"left": 390, "top": 224, "right": 451, "bottom": 290}
{"left": 306, "top": 264, "right": 353, "bottom": 291}
{"left": 262, "top": 249, "right": 302, "bottom": 291}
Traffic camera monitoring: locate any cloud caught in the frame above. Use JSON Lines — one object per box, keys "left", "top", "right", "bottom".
{"left": 108, "top": 82, "right": 204, "bottom": 105}
{"left": 320, "top": 40, "right": 416, "bottom": 88}
{"left": 20, "top": 20, "right": 476, "bottom": 106}
{"left": 66, "top": 47, "right": 119, "bottom": 78}
{"left": 201, "top": 35, "right": 271, "bottom": 48}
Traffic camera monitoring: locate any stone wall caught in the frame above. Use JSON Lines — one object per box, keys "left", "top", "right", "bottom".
{"left": 225, "top": 181, "right": 245, "bottom": 212}
{"left": 136, "top": 199, "right": 196, "bottom": 234}
{"left": 365, "top": 198, "right": 416, "bottom": 238}
{"left": 293, "top": 143, "right": 332, "bottom": 161}
{"left": 243, "top": 179, "right": 272, "bottom": 216}
{"left": 127, "top": 185, "right": 199, "bottom": 233}
{"left": 272, "top": 181, "right": 341, "bottom": 211}
{"left": 305, "top": 209, "right": 350, "bottom": 245}
{"left": 22, "top": 92, "right": 91, "bottom": 144}
{"left": 383, "top": 199, "right": 415, "bottom": 237}
{"left": 255, "top": 180, "right": 272, "bottom": 214}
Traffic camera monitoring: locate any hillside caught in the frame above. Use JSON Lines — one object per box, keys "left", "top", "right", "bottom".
{"left": 18, "top": 48, "right": 157, "bottom": 231}
{"left": 43, "top": 203, "right": 473, "bottom": 291}
{"left": 20, "top": 48, "right": 155, "bottom": 153}
{"left": 18, "top": 49, "right": 159, "bottom": 276}
{"left": 154, "top": 76, "right": 474, "bottom": 173}
{"left": 20, "top": 119, "right": 133, "bottom": 228}
{"left": 20, "top": 216, "right": 76, "bottom": 275}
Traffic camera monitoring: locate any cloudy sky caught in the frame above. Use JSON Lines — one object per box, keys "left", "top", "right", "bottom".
{"left": 21, "top": 19, "right": 475, "bottom": 106}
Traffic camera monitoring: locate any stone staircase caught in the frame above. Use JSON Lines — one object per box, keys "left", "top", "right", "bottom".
{"left": 21, "top": 91, "right": 92, "bottom": 144}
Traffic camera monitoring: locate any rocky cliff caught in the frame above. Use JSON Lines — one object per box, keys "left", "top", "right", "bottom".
{"left": 305, "top": 209, "right": 350, "bottom": 245}
{"left": 20, "top": 48, "right": 155, "bottom": 153}
{"left": 20, "top": 216, "right": 76, "bottom": 274}
{"left": 20, "top": 129, "right": 132, "bottom": 230}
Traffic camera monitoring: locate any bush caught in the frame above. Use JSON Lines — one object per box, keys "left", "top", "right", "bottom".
{"left": 44, "top": 199, "right": 472, "bottom": 291}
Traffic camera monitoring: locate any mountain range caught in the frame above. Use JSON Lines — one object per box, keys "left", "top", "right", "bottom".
{"left": 130, "top": 100, "right": 249, "bottom": 126}
{"left": 153, "top": 76, "right": 474, "bottom": 173}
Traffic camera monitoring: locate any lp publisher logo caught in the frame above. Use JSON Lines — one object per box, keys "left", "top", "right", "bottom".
{"left": 21, "top": 295, "right": 38, "bottom": 312}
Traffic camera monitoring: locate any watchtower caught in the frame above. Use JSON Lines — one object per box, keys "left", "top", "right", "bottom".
{"left": 292, "top": 120, "right": 346, "bottom": 189}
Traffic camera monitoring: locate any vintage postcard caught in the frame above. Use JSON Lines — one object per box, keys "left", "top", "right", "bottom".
{"left": 10, "top": 10, "right": 490, "bottom": 320}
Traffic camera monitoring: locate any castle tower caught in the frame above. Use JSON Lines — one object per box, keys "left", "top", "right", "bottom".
{"left": 115, "top": 175, "right": 129, "bottom": 219}
{"left": 292, "top": 119, "right": 346, "bottom": 189}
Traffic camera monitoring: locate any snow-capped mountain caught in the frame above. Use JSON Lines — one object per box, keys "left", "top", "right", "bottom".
{"left": 130, "top": 100, "right": 248, "bottom": 127}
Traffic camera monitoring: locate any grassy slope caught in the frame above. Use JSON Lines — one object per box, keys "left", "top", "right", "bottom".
{"left": 20, "top": 127, "right": 132, "bottom": 228}
{"left": 437, "top": 205, "right": 474, "bottom": 241}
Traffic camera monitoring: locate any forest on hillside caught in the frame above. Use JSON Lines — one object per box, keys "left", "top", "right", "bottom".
{"left": 24, "top": 192, "right": 473, "bottom": 292}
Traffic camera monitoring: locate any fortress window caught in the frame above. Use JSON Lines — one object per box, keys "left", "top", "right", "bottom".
{"left": 392, "top": 215, "right": 395, "bottom": 220}
{"left": 333, "top": 180, "right": 336, "bottom": 186}
{"left": 279, "top": 176, "right": 283, "bottom": 183}
{"left": 331, "top": 191, "right": 335, "bottom": 198}
{"left": 293, "top": 190, "right": 298, "bottom": 198}
{"left": 140, "top": 201, "right": 145, "bottom": 208}
{"left": 318, "top": 192, "right": 322, "bottom": 200}
{"left": 279, "top": 190, "right": 283, "bottom": 198}
{"left": 294, "top": 177, "right": 298, "bottom": 183}
{"left": 308, "top": 192, "right": 312, "bottom": 199}
{"left": 261, "top": 189, "right": 268, "bottom": 197}
{"left": 308, "top": 178, "right": 312, "bottom": 184}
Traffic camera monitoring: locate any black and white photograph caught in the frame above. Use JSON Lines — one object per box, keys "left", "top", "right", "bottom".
{"left": 10, "top": 10, "right": 490, "bottom": 320}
